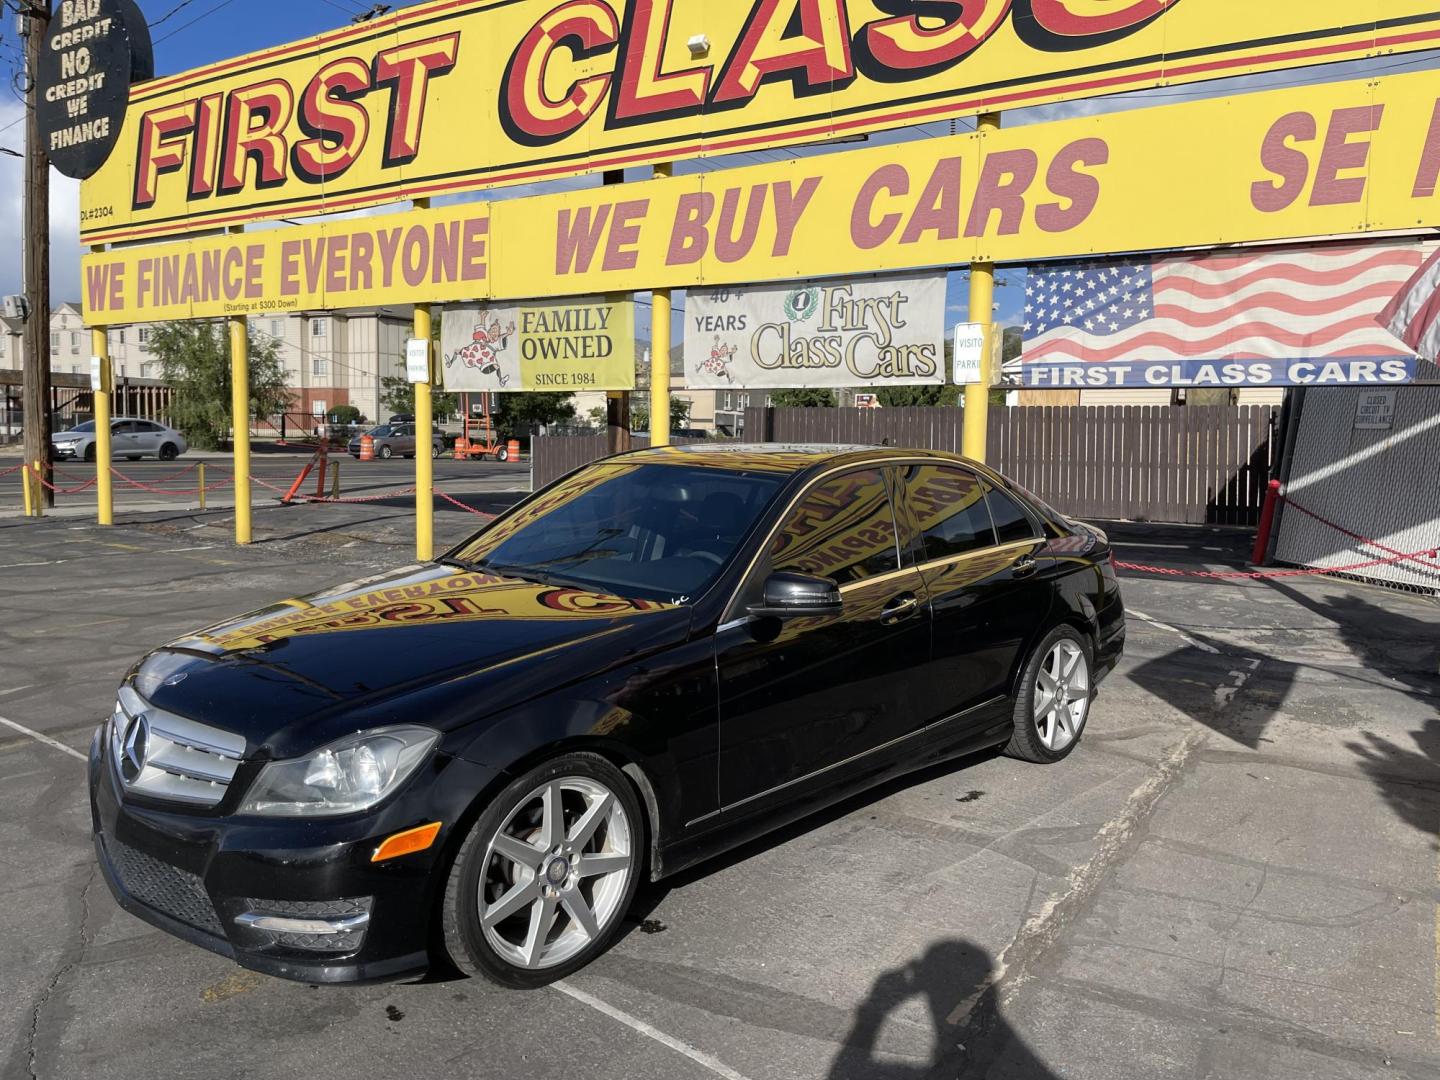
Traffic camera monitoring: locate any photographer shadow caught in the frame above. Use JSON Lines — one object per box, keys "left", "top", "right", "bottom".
{"left": 827, "top": 939, "right": 1059, "bottom": 1080}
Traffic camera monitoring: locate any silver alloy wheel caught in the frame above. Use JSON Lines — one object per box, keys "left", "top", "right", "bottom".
{"left": 479, "top": 776, "right": 633, "bottom": 970}
{"left": 1033, "top": 638, "right": 1090, "bottom": 752}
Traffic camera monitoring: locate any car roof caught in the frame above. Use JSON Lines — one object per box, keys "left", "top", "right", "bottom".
{"left": 615, "top": 442, "right": 982, "bottom": 477}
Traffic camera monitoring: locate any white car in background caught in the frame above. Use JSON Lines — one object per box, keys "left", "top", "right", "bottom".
{"left": 52, "top": 418, "right": 189, "bottom": 462}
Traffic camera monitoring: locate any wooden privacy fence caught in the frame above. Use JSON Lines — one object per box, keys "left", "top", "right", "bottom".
{"left": 531, "top": 433, "right": 717, "bottom": 489}
{"left": 533, "top": 405, "right": 1279, "bottom": 526}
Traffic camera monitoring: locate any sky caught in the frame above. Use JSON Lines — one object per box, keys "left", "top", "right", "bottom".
{"left": 1, "top": 2, "right": 1437, "bottom": 342}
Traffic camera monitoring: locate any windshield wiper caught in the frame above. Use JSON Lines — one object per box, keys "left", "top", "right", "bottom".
{"left": 440, "top": 555, "right": 597, "bottom": 592}
{"left": 438, "top": 555, "right": 495, "bottom": 573}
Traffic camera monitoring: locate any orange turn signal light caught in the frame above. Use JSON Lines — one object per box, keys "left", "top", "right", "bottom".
{"left": 372, "top": 822, "right": 442, "bottom": 863}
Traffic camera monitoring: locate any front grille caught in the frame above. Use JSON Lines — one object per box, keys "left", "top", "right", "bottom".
{"left": 106, "top": 836, "right": 223, "bottom": 936}
{"left": 112, "top": 687, "right": 245, "bottom": 808}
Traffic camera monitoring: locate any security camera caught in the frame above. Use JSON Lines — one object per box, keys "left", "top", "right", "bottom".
{"left": 687, "top": 34, "right": 710, "bottom": 59}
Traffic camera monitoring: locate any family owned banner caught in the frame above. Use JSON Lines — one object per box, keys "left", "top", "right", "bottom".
{"left": 439, "top": 296, "right": 636, "bottom": 392}
{"left": 684, "top": 274, "right": 946, "bottom": 389}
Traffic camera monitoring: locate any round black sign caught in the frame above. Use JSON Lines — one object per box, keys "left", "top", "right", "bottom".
{"left": 36, "top": 0, "right": 153, "bottom": 181}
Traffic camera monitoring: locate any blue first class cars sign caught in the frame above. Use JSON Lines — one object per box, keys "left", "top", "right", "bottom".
{"left": 1020, "top": 240, "right": 1424, "bottom": 388}
{"left": 1022, "top": 357, "right": 1416, "bottom": 389}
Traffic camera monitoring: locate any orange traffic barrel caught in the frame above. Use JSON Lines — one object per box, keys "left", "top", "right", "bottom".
{"left": 453, "top": 436, "right": 470, "bottom": 460}
{"left": 359, "top": 434, "right": 374, "bottom": 462}
{"left": 506, "top": 438, "right": 521, "bottom": 462}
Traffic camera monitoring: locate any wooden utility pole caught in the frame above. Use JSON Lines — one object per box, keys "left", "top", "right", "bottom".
{"left": 21, "top": 2, "right": 53, "bottom": 508}
{"left": 602, "top": 169, "right": 631, "bottom": 455}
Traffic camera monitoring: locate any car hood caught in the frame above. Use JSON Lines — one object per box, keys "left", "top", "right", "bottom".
{"left": 128, "top": 564, "right": 689, "bottom": 757}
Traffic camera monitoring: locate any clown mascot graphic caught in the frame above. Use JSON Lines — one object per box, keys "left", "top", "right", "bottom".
{"left": 446, "top": 317, "right": 517, "bottom": 387}
{"left": 699, "top": 336, "right": 737, "bottom": 383}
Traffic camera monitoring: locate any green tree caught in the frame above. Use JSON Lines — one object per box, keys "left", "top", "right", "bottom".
{"left": 497, "top": 391, "right": 577, "bottom": 435}
{"left": 327, "top": 404, "right": 362, "bottom": 425}
{"left": 876, "top": 385, "right": 961, "bottom": 407}
{"left": 631, "top": 396, "right": 693, "bottom": 432}
{"left": 771, "top": 388, "right": 836, "bottom": 407}
{"left": 150, "top": 322, "right": 291, "bottom": 450}
{"left": 378, "top": 374, "right": 458, "bottom": 422}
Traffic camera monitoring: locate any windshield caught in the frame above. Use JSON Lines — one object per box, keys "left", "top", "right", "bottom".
{"left": 368, "top": 426, "right": 394, "bottom": 436}
{"left": 448, "top": 462, "right": 784, "bottom": 602}
{"left": 63, "top": 421, "right": 95, "bottom": 433}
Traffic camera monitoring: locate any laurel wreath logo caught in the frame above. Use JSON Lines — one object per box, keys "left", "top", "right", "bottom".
{"left": 784, "top": 288, "right": 818, "bottom": 322}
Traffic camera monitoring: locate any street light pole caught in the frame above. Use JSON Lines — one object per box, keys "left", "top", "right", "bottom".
{"left": 21, "top": 1, "right": 53, "bottom": 508}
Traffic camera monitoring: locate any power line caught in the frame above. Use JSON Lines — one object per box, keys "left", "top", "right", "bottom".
{"left": 154, "top": 0, "right": 241, "bottom": 45}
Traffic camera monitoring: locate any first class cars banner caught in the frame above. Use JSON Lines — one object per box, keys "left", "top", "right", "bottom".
{"left": 684, "top": 275, "right": 945, "bottom": 388}
{"left": 82, "top": 68, "right": 1440, "bottom": 324}
{"left": 77, "top": 0, "right": 1440, "bottom": 245}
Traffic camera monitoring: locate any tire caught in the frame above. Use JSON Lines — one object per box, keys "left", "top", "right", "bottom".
{"left": 1004, "top": 625, "right": 1094, "bottom": 764}
{"left": 378, "top": 445, "right": 393, "bottom": 460}
{"left": 83, "top": 444, "right": 96, "bottom": 463}
{"left": 494, "top": 446, "right": 510, "bottom": 463}
{"left": 441, "top": 752, "right": 644, "bottom": 988}
{"left": 158, "top": 443, "right": 179, "bottom": 461}
{"left": 431, "top": 442, "right": 443, "bottom": 459}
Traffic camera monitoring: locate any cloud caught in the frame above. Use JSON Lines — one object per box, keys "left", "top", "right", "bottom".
{"left": 0, "top": 102, "right": 83, "bottom": 305}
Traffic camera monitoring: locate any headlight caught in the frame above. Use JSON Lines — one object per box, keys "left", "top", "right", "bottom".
{"left": 238, "top": 726, "right": 439, "bottom": 817}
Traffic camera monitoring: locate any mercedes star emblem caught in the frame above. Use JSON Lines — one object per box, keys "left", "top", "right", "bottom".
{"left": 121, "top": 714, "right": 151, "bottom": 782}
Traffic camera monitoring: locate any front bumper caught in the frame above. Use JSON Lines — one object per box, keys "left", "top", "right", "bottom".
{"left": 88, "top": 725, "right": 499, "bottom": 984}
{"left": 52, "top": 444, "right": 80, "bottom": 459}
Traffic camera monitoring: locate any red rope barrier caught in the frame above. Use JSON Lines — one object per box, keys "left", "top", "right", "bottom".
{"left": 251, "top": 473, "right": 417, "bottom": 505}
{"left": 1279, "top": 494, "right": 1440, "bottom": 571}
{"left": 1118, "top": 489, "right": 1439, "bottom": 581}
{"left": 33, "top": 473, "right": 99, "bottom": 495}
{"left": 0, "top": 461, "right": 24, "bottom": 478}
{"left": 1115, "top": 547, "right": 1440, "bottom": 581}
{"left": 435, "top": 489, "right": 497, "bottom": 519}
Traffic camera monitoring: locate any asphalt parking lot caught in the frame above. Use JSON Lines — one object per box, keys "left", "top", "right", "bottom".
{"left": 1, "top": 511, "right": 1436, "bottom": 1080}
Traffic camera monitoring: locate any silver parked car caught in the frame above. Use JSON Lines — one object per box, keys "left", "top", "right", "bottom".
{"left": 52, "top": 418, "right": 189, "bottom": 462}
{"left": 347, "top": 422, "right": 445, "bottom": 460}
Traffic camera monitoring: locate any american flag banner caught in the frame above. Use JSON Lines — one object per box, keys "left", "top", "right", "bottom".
{"left": 1378, "top": 246, "right": 1440, "bottom": 362}
{"left": 1021, "top": 241, "right": 1428, "bottom": 389}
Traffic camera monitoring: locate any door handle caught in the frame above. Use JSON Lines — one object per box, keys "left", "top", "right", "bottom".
{"left": 880, "top": 593, "right": 920, "bottom": 625}
{"left": 1013, "top": 555, "right": 1039, "bottom": 578}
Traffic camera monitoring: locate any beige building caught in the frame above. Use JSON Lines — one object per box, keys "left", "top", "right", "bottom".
{"left": 2, "top": 304, "right": 413, "bottom": 425}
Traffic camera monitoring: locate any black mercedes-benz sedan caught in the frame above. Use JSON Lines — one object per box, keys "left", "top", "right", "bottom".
{"left": 90, "top": 444, "right": 1124, "bottom": 987}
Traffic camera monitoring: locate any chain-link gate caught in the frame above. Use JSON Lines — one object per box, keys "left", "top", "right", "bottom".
{"left": 1273, "top": 382, "right": 1440, "bottom": 592}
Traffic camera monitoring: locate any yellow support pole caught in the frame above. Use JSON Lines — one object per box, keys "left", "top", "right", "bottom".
{"left": 91, "top": 251, "right": 114, "bottom": 526}
{"left": 30, "top": 460, "right": 43, "bottom": 517}
{"left": 962, "top": 113, "right": 1001, "bottom": 464}
{"left": 197, "top": 463, "right": 207, "bottom": 511}
{"left": 650, "top": 164, "right": 673, "bottom": 448}
{"left": 413, "top": 199, "right": 435, "bottom": 562}
{"left": 21, "top": 462, "right": 33, "bottom": 517}
{"left": 228, "top": 226, "right": 252, "bottom": 545}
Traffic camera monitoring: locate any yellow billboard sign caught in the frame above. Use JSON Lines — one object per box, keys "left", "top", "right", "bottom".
{"left": 440, "top": 296, "right": 636, "bottom": 391}
{"left": 79, "top": 0, "right": 1440, "bottom": 245}
{"left": 83, "top": 68, "right": 1440, "bottom": 325}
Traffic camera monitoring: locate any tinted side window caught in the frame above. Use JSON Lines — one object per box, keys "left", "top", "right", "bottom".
{"left": 770, "top": 469, "right": 900, "bottom": 585}
{"left": 900, "top": 465, "right": 995, "bottom": 561}
{"left": 137, "top": 422, "right": 163, "bottom": 433}
{"left": 986, "top": 485, "right": 1040, "bottom": 544}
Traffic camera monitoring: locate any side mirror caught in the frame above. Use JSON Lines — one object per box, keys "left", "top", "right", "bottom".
{"left": 748, "top": 572, "right": 842, "bottom": 618}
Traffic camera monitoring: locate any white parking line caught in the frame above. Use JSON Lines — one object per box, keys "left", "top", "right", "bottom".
{"left": 0, "top": 715, "right": 87, "bottom": 762}
{"left": 1127, "top": 609, "right": 1220, "bottom": 654}
{"left": 552, "top": 980, "right": 753, "bottom": 1080}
